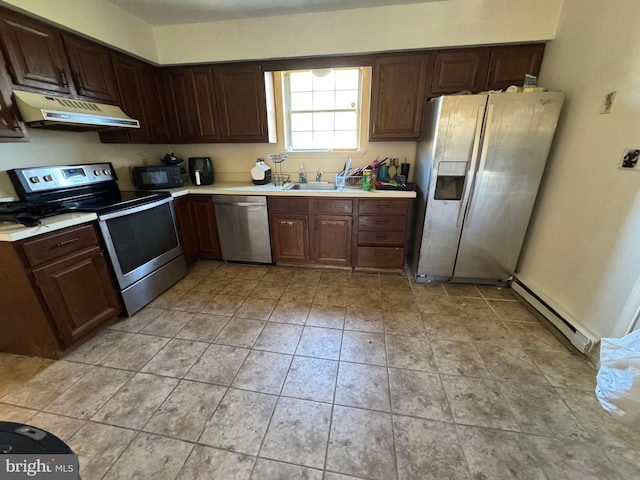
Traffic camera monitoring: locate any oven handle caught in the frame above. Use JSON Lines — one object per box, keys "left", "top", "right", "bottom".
{"left": 97, "top": 196, "right": 174, "bottom": 221}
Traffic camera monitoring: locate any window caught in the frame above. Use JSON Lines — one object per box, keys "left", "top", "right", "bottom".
{"left": 282, "top": 68, "right": 362, "bottom": 152}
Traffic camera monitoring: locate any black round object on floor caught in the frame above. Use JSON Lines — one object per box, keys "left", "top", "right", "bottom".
{"left": 0, "top": 422, "right": 73, "bottom": 455}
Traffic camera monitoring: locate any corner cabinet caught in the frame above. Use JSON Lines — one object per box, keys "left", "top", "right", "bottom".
{"left": 0, "top": 223, "right": 122, "bottom": 359}
{"left": 369, "top": 53, "right": 430, "bottom": 141}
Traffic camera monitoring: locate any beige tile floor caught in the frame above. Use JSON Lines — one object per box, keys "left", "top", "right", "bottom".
{"left": 1, "top": 261, "right": 639, "bottom": 479}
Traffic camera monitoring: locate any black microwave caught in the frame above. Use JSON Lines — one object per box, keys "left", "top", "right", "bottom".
{"left": 131, "top": 166, "right": 184, "bottom": 190}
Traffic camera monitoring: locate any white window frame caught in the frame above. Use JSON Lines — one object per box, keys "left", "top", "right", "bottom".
{"left": 281, "top": 67, "right": 364, "bottom": 153}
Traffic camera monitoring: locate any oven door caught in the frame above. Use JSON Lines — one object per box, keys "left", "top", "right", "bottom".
{"left": 98, "top": 196, "right": 183, "bottom": 290}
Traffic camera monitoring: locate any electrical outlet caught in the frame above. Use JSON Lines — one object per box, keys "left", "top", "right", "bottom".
{"left": 619, "top": 148, "right": 640, "bottom": 170}
{"left": 601, "top": 91, "right": 617, "bottom": 114}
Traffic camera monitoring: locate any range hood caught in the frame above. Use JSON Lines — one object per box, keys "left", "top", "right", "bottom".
{"left": 13, "top": 90, "right": 140, "bottom": 131}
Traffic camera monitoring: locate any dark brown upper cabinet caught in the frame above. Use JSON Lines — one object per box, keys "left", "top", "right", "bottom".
{"left": 485, "top": 44, "right": 544, "bottom": 90}
{"left": 163, "top": 67, "right": 198, "bottom": 143}
{"left": 0, "top": 49, "right": 26, "bottom": 141}
{"left": 213, "top": 65, "right": 270, "bottom": 142}
{"left": 62, "top": 32, "right": 118, "bottom": 104}
{"left": 107, "top": 54, "right": 153, "bottom": 143}
{"left": 140, "top": 64, "right": 171, "bottom": 143}
{"left": 431, "top": 49, "right": 489, "bottom": 95}
{"left": 369, "top": 54, "right": 430, "bottom": 141}
{"left": 0, "top": 9, "right": 73, "bottom": 95}
{"left": 190, "top": 66, "right": 222, "bottom": 142}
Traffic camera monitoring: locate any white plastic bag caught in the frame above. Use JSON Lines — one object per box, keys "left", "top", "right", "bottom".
{"left": 595, "top": 329, "right": 640, "bottom": 424}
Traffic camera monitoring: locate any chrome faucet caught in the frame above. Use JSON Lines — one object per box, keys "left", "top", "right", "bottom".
{"left": 315, "top": 169, "right": 323, "bottom": 182}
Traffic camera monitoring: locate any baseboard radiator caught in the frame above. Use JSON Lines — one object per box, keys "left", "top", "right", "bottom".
{"left": 511, "top": 277, "right": 595, "bottom": 354}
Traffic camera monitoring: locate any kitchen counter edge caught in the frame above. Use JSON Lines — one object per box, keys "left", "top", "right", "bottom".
{"left": 168, "top": 182, "right": 417, "bottom": 198}
{"left": 0, "top": 183, "right": 415, "bottom": 242}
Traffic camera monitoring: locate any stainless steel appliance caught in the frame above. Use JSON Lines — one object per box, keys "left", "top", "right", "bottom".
{"left": 131, "top": 165, "right": 184, "bottom": 190}
{"left": 188, "top": 157, "right": 214, "bottom": 186}
{"left": 213, "top": 195, "right": 272, "bottom": 263}
{"left": 7, "top": 162, "right": 187, "bottom": 315}
{"left": 410, "top": 92, "right": 564, "bottom": 285}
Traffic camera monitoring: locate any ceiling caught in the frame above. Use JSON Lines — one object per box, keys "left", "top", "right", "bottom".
{"left": 106, "top": 0, "right": 437, "bottom": 26}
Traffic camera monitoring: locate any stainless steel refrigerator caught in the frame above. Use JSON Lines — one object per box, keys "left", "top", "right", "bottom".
{"left": 410, "top": 91, "right": 564, "bottom": 285}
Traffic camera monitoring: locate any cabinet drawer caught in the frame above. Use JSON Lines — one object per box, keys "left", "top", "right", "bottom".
{"left": 312, "top": 198, "right": 353, "bottom": 215}
{"left": 358, "top": 215, "right": 407, "bottom": 231}
{"left": 358, "top": 230, "right": 405, "bottom": 246}
{"left": 268, "top": 196, "right": 309, "bottom": 214}
{"left": 357, "top": 246, "right": 404, "bottom": 269}
{"left": 21, "top": 224, "right": 99, "bottom": 266}
{"left": 358, "top": 199, "right": 408, "bottom": 215}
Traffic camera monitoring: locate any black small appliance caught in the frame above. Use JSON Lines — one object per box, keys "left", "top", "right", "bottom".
{"left": 188, "top": 157, "right": 214, "bottom": 186}
{"left": 131, "top": 165, "right": 184, "bottom": 190}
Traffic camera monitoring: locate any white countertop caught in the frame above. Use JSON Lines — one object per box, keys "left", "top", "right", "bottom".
{"left": 168, "top": 181, "right": 417, "bottom": 198}
{"left": 0, "top": 212, "right": 98, "bottom": 242}
{"left": 0, "top": 182, "right": 415, "bottom": 242}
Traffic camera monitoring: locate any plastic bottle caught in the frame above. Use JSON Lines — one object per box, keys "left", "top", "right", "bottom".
{"left": 299, "top": 162, "right": 307, "bottom": 183}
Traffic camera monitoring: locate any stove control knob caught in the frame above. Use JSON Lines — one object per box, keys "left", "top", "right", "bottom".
{"left": 43, "top": 175, "right": 53, "bottom": 182}
{"left": 29, "top": 176, "right": 40, "bottom": 184}
{"left": 94, "top": 170, "right": 101, "bottom": 176}
{"left": 103, "top": 169, "right": 110, "bottom": 175}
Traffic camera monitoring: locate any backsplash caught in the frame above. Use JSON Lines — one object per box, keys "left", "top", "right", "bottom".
{"left": 0, "top": 129, "right": 416, "bottom": 199}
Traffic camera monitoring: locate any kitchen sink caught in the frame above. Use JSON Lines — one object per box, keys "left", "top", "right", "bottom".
{"left": 285, "top": 182, "right": 337, "bottom": 191}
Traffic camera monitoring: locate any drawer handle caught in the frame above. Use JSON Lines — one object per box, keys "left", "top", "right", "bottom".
{"left": 55, "top": 237, "right": 79, "bottom": 247}
{"left": 375, "top": 220, "right": 389, "bottom": 224}
{"left": 377, "top": 205, "right": 389, "bottom": 208}
{"left": 375, "top": 235, "right": 388, "bottom": 239}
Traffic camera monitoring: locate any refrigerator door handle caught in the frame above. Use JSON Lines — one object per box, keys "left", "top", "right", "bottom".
{"left": 457, "top": 105, "right": 488, "bottom": 227}
{"left": 460, "top": 103, "right": 494, "bottom": 227}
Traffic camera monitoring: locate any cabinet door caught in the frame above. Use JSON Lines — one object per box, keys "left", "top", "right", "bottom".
{"left": 270, "top": 214, "right": 309, "bottom": 264}
{"left": 173, "top": 196, "right": 198, "bottom": 265}
{"left": 33, "top": 246, "right": 121, "bottom": 346}
{"left": 370, "top": 54, "right": 429, "bottom": 140}
{"left": 214, "top": 65, "right": 268, "bottom": 142}
{"left": 431, "top": 49, "right": 488, "bottom": 95}
{"left": 189, "top": 196, "right": 222, "bottom": 259}
{"left": 140, "top": 65, "right": 171, "bottom": 143}
{"left": 0, "top": 51, "right": 26, "bottom": 141}
{"left": 164, "top": 68, "right": 197, "bottom": 143}
{"left": 110, "top": 54, "right": 153, "bottom": 142}
{"left": 62, "top": 33, "right": 118, "bottom": 103}
{"left": 485, "top": 44, "right": 544, "bottom": 90}
{"left": 312, "top": 215, "right": 352, "bottom": 267}
{"left": 190, "top": 66, "right": 222, "bottom": 142}
{"left": 0, "top": 10, "right": 73, "bottom": 94}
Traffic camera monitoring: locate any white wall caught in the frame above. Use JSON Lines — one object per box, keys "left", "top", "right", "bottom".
{"left": 0, "top": 0, "right": 158, "bottom": 62}
{"left": 517, "top": 0, "right": 640, "bottom": 339}
{"left": 154, "top": 0, "right": 562, "bottom": 64}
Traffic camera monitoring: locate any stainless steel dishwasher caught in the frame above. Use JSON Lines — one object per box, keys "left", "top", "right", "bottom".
{"left": 213, "top": 195, "right": 273, "bottom": 263}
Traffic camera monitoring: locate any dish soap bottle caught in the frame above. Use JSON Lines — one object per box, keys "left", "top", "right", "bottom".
{"left": 299, "top": 162, "right": 307, "bottom": 183}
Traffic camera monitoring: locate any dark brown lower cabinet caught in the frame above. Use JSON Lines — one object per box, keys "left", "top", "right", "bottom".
{"left": 270, "top": 214, "right": 310, "bottom": 264}
{"left": 355, "top": 199, "right": 410, "bottom": 270}
{"left": 0, "top": 223, "right": 122, "bottom": 359}
{"left": 311, "top": 215, "right": 352, "bottom": 267}
{"left": 173, "top": 195, "right": 222, "bottom": 265}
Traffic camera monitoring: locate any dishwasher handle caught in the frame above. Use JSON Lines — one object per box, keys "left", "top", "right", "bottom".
{"left": 215, "top": 201, "right": 266, "bottom": 208}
